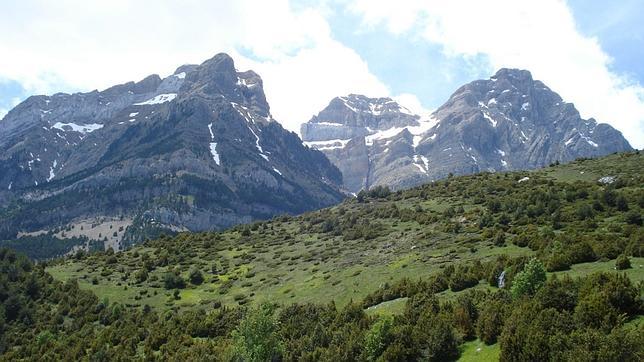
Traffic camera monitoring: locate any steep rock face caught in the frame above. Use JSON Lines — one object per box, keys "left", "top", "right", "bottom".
{"left": 302, "top": 70, "right": 632, "bottom": 193}
{"left": 0, "top": 53, "right": 344, "bottom": 246}
{"left": 301, "top": 95, "right": 436, "bottom": 192}
{"left": 301, "top": 95, "right": 420, "bottom": 141}
{"left": 418, "top": 69, "right": 632, "bottom": 179}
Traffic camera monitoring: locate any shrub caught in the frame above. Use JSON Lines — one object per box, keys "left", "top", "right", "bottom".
{"left": 477, "top": 299, "right": 507, "bottom": 344}
{"left": 500, "top": 304, "right": 573, "bottom": 361}
{"left": 36, "top": 330, "right": 55, "bottom": 346}
{"left": 576, "top": 204, "right": 594, "bottom": 220}
{"left": 624, "top": 211, "right": 642, "bottom": 226}
{"left": 579, "top": 273, "right": 640, "bottom": 316}
{"left": 615, "top": 254, "right": 631, "bottom": 270}
{"left": 413, "top": 312, "right": 459, "bottom": 361}
{"left": 189, "top": 268, "right": 204, "bottom": 285}
{"left": 546, "top": 254, "right": 571, "bottom": 272}
{"left": 232, "top": 303, "right": 282, "bottom": 361}
{"left": 534, "top": 275, "right": 577, "bottom": 311}
{"left": 364, "top": 316, "right": 394, "bottom": 361}
{"left": 493, "top": 231, "right": 506, "bottom": 246}
{"left": 367, "top": 185, "right": 392, "bottom": 199}
{"left": 163, "top": 272, "right": 186, "bottom": 289}
{"left": 511, "top": 258, "right": 546, "bottom": 299}
{"left": 449, "top": 272, "right": 478, "bottom": 292}
{"left": 615, "top": 195, "right": 629, "bottom": 211}
{"left": 567, "top": 241, "right": 596, "bottom": 264}
{"left": 134, "top": 268, "right": 148, "bottom": 283}
{"left": 573, "top": 293, "right": 619, "bottom": 330}
{"left": 453, "top": 297, "right": 477, "bottom": 341}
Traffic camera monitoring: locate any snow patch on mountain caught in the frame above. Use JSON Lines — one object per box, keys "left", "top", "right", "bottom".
{"left": 134, "top": 93, "right": 177, "bottom": 105}
{"left": 46, "top": 159, "right": 58, "bottom": 182}
{"left": 209, "top": 143, "right": 220, "bottom": 165}
{"left": 365, "top": 115, "right": 438, "bottom": 147}
{"left": 246, "top": 124, "right": 268, "bottom": 161}
{"left": 564, "top": 132, "right": 598, "bottom": 148}
{"left": 482, "top": 112, "right": 497, "bottom": 127}
{"left": 338, "top": 96, "right": 360, "bottom": 113}
{"left": 51, "top": 122, "right": 104, "bottom": 134}
{"left": 206, "top": 123, "right": 220, "bottom": 165}
{"left": 413, "top": 155, "right": 430, "bottom": 174}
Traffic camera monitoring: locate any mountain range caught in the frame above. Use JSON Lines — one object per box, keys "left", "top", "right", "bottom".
{"left": 0, "top": 54, "right": 633, "bottom": 254}
{"left": 0, "top": 54, "right": 343, "bottom": 249}
{"left": 302, "top": 69, "right": 632, "bottom": 193}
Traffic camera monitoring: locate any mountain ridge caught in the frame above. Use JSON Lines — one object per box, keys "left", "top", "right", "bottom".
{"left": 302, "top": 68, "right": 632, "bottom": 193}
{"left": 0, "top": 53, "right": 345, "bottom": 250}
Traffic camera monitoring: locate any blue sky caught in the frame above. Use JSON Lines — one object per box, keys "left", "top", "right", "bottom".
{"left": 1, "top": 0, "right": 643, "bottom": 147}
{"left": 323, "top": 0, "right": 644, "bottom": 114}
{"left": 0, "top": 81, "right": 27, "bottom": 115}
{"left": 326, "top": 9, "right": 493, "bottom": 110}
{"left": 568, "top": 0, "right": 644, "bottom": 83}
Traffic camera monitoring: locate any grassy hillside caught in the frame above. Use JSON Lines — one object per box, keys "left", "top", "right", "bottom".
{"left": 47, "top": 152, "right": 643, "bottom": 311}
{"left": 1, "top": 151, "right": 641, "bottom": 360}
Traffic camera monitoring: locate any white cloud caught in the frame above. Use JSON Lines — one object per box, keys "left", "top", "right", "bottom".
{"left": 5, "top": 1, "right": 641, "bottom": 147}
{"left": 0, "top": 0, "right": 387, "bottom": 133}
{"left": 349, "top": 0, "right": 644, "bottom": 148}
{"left": 238, "top": 42, "right": 388, "bottom": 130}
{"left": 393, "top": 93, "right": 431, "bottom": 115}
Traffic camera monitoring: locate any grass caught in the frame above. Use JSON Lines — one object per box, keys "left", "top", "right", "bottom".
{"left": 624, "top": 315, "right": 644, "bottom": 331}
{"left": 45, "top": 152, "right": 644, "bottom": 313}
{"left": 46, "top": 236, "right": 527, "bottom": 311}
{"left": 365, "top": 298, "right": 408, "bottom": 316}
{"left": 48, "top": 234, "right": 640, "bottom": 314}
{"left": 458, "top": 339, "right": 500, "bottom": 362}
{"left": 552, "top": 257, "right": 644, "bottom": 285}
{"left": 544, "top": 152, "right": 641, "bottom": 183}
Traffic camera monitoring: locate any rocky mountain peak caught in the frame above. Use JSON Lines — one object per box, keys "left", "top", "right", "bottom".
{"left": 191, "top": 53, "right": 240, "bottom": 95}
{"left": 302, "top": 69, "right": 632, "bottom": 193}
{"left": 0, "top": 53, "right": 345, "bottom": 245}
{"left": 201, "top": 52, "right": 237, "bottom": 74}
{"left": 427, "top": 70, "right": 631, "bottom": 178}
{"left": 175, "top": 53, "right": 271, "bottom": 118}
{"left": 173, "top": 64, "right": 198, "bottom": 76}
{"left": 135, "top": 74, "right": 164, "bottom": 92}
{"left": 492, "top": 68, "right": 533, "bottom": 82}
{"left": 301, "top": 94, "right": 421, "bottom": 144}
{"left": 334, "top": 94, "right": 415, "bottom": 117}
{"left": 326, "top": 94, "right": 418, "bottom": 122}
